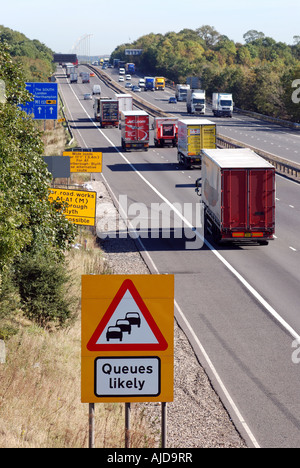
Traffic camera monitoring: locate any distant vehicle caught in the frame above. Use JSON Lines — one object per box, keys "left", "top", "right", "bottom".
{"left": 138, "top": 79, "right": 145, "bottom": 89}
{"left": 175, "top": 84, "right": 190, "bottom": 102}
{"left": 92, "top": 85, "right": 101, "bottom": 95}
{"left": 212, "top": 92, "right": 234, "bottom": 117}
{"left": 126, "top": 75, "right": 132, "bottom": 81}
{"left": 120, "top": 110, "right": 149, "bottom": 152}
{"left": 144, "top": 77, "right": 155, "bottom": 92}
{"left": 125, "top": 82, "right": 133, "bottom": 89}
{"left": 90, "top": 72, "right": 95, "bottom": 77}
{"left": 81, "top": 73, "right": 90, "bottom": 84}
{"left": 93, "top": 97, "right": 119, "bottom": 128}
{"left": 186, "top": 89, "right": 206, "bottom": 114}
{"left": 154, "top": 117, "right": 178, "bottom": 148}
{"left": 155, "top": 77, "right": 165, "bottom": 90}
{"left": 168, "top": 96, "right": 177, "bottom": 104}
{"left": 84, "top": 93, "right": 92, "bottom": 100}
{"left": 177, "top": 119, "right": 216, "bottom": 168}
{"left": 119, "top": 68, "right": 125, "bottom": 75}
{"left": 70, "top": 73, "right": 78, "bottom": 83}
{"left": 119, "top": 76, "right": 124, "bottom": 82}
{"left": 106, "top": 326, "right": 123, "bottom": 342}
{"left": 125, "top": 63, "right": 135, "bottom": 74}
{"left": 132, "top": 85, "right": 141, "bottom": 92}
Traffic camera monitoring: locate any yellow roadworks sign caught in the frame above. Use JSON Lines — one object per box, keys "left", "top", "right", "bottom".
{"left": 63, "top": 151, "right": 102, "bottom": 173}
{"left": 48, "top": 188, "right": 97, "bottom": 226}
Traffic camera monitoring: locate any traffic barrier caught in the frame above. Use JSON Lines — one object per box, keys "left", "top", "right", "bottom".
{"left": 87, "top": 64, "right": 300, "bottom": 183}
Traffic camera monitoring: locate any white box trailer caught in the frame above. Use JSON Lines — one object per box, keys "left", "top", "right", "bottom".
{"left": 115, "top": 93, "right": 133, "bottom": 115}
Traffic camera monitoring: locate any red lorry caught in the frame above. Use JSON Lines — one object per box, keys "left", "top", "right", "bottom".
{"left": 120, "top": 111, "right": 150, "bottom": 152}
{"left": 197, "top": 148, "right": 276, "bottom": 244}
{"left": 153, "top": 117, "right": 178, "bottom": 147}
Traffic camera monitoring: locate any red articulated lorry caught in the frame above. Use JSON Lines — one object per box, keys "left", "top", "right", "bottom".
{"left": 153, "top": 117, "right": 178, "bottom": 147}
{"left": 197, "top": 148, "right": 276, "bottom": 245}
{"left": 120, "top": 111, "right": 150, "bottom": 152}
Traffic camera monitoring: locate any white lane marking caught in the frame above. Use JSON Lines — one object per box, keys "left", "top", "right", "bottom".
{"left": 66, "top": 79, "right": 300, "bottom": 342}
{"left": 65, "top": 80, "right": 300, "bottom": 447}
{"left": 100, "top": 171, "right": 261, "bottom": 449}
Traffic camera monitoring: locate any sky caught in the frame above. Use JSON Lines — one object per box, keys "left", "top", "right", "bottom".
{"left": 1, "top": 0, "right": 299, "bottom": 56}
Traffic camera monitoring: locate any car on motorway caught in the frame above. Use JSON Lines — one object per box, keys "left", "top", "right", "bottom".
{"left": 90, "top": 72, "right": 95, "bottom": 77}
{"left": 119, "top": 76, "right": 124, "bottom": 82}
{"left": 84, "top": 93, "right": 92, "bottom": 100}
{"left": 132, "top": 85, "right": 141, "bottom": 92}
{"left": 126, "top": 74, "right": 131, "bottom": 81}
{"left": 125, "top": 82, "right": 133, "bottom": 89}
{"left": 169, "top": 96, "right": 177, "bottom": 104}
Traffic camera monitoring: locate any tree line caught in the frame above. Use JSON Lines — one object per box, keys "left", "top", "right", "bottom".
{"left": 0, "top": 35, "right": 76, "bottom": 333}
{"left": 111, "top": 26, "right": 300, "bottom": 122}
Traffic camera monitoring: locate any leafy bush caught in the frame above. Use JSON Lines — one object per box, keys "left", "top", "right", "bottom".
{"left": 15, "top": 253, "right": 75, "bottom": 328}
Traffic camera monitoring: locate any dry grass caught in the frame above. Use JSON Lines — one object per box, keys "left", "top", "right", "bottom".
{"left": 0, "top": 231, "right": 158, "bottom": 448}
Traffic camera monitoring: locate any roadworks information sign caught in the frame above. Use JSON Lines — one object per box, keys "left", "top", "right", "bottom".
{"left": 81, "top": 275, "right": 174, "bottom": 403}
{"left": 63, "top": 151, "right": 102, "bottom": 173}
{"left": 48, "top": 188, "right": 97, "bottom": 226}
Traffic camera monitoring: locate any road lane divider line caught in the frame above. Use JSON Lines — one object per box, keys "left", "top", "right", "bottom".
{"left": 66, "top": 82, "right": 300, "bottom": 446}
{"left": 66, "top": 78, "right": 300, "bottom": 341}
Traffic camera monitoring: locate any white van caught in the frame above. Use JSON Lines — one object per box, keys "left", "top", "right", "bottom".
{"left": 92, "top": 85, "right": 101, "bottom": 95}
{"left": 138, "top": 79, "right": 145, "bottom": 89}
{"left": 119, "top": 68, "right": 125, "bottom": 75}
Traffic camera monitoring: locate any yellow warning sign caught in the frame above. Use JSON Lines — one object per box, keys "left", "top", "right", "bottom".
{"left": 63, "top": 151, "right": 102, "bottom": 173}
{"left": 48, "top": 188, "right": 97, "bottom": 226}
{"left": 81, "top": 275, "right": 174, "bottom": 403}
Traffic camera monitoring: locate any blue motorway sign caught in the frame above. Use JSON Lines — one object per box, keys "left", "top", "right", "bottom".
{"left": 20, "top": 82, "right": 58, "bottom": 120}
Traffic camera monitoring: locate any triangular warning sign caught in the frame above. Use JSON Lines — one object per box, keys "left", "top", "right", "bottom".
{"left": 87, "top": 279, "right": 168, "bottom": 351}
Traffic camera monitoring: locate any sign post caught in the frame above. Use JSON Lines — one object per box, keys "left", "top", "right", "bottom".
{"left": 81, "top": 275, "right": 174, "bottom": 447}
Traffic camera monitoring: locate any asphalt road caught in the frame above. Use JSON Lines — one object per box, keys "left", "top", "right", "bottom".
{"left": 109, "top": 66, "right": 300, "bottom": 165}
{"left": 58, "top": 66, "right": 300, "bottom": 448}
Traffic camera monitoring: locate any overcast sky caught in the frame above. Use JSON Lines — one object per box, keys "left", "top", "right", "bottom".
{"left": 1, "top": 0, "right": 299, "bottom": 55}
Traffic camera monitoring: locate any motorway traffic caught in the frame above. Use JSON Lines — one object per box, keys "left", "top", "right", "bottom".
{"left": 58, "top": 64, "right": 300, "bottom": 448}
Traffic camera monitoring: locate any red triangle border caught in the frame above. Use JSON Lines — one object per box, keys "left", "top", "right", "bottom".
{"left": 87, "top": 279, "right": 168, "bottom": 352}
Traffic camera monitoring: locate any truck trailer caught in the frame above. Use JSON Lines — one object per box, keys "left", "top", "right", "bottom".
{"left": 212, "top": 93, "right": 233, "bottom": 117}
{"left": 93, "top": 97, "right": 119, "bottom": 128}
{"left": 121, "top": 110, "right": 150, "bottom": 151}
{"left": 154, "top": 117, "right": 178, "bottom": 147}
{"left": 198, "top": 148, "right": 276, "bottom": 244}
{"left": 186, "top": 89, "right": 206, "bottom": 114}
{"left": 177, "top": 119, "right": 216, "bottom": 168}
{"left": 115, "top": 93, "right": 133, "bottom": 116}
{"left": 70, "top": 73, "right": 78, "bottom": 83}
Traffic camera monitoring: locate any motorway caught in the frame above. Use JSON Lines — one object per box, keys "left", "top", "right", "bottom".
{"left": 58, "top": 65, "right": 300, "bottom": 448}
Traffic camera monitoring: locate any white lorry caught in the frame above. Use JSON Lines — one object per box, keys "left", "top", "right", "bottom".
{"left": 212, "top": 93, "right": 234, "bottom": 117}
{"left": 186, "top": 89, "right": 206, "bottom": 114}
{"left": 175, "top": 84, "right": 190, "bottom": 102}
{"left": 70, "top": 73, "right": 78, "bottom": 83}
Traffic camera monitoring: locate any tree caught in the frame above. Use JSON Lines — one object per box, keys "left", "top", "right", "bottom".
{"left": 243, "top": 30, "right": 265, "bottom": 44}
{"left": 196, "top": 25, "right": 221, "bottom": 47}
{"left": 0, "top": 40, "right": 76, "bottom": 325}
